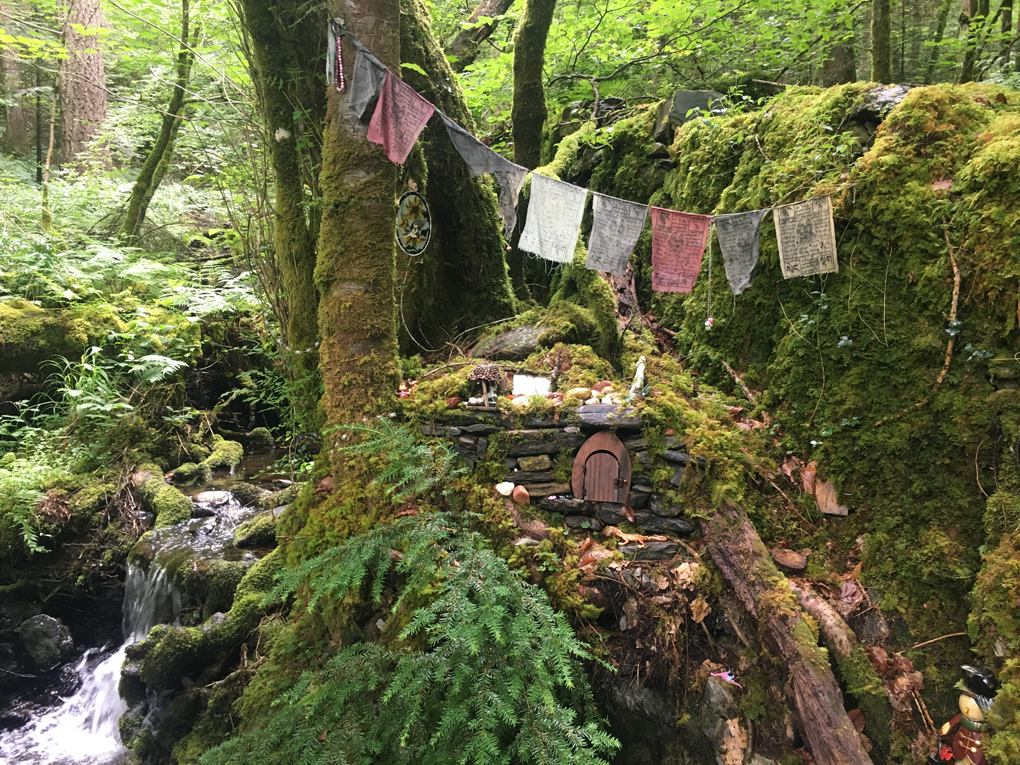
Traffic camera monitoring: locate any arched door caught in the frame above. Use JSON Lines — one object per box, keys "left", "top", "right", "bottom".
{"left": 571, "top": 431, "right": 632, "bottom": 505}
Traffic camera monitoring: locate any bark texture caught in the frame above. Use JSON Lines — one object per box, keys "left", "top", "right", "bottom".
{"left": 1001, "top": 0, "right": 1013, "bottom": 68}
{"left": 821, "top": 38, "right": 856, "bottom": 86}
{"left": 446, "top": 0, "right": 515, "bottom": 72}
{"left": 59, "top": 0, "right": 107, "bottom": 166}
{"left": 924, "top": 0, "right": 955, "bottom": 83}
{"left": 959, "top": 0, "right": 990, "bottom": 83}
{"left": 238, "top": 0, "right": 326, "bottom": 405}
{"left": 315, "top": 0, "right": 401, "bottom": 461}
{"left": 399, "top": 0, "right": 516, "bottom": 348}
{"left": 511, "top": 0, "right": 556, "bottom": 169}
{"left": 118, "top": 0, "right": 195, "bottom": 240}
{"left": 701, "top": 502, "right": 873, "bottom": 765}
{"left": 870, "top": 0, "right": 892, "bottom": 83}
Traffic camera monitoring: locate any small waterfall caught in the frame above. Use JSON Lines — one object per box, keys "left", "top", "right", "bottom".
{"left": 0, "top": 564, "right": 181, "bottom": 765}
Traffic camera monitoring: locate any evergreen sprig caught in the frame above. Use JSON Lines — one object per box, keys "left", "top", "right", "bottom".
{"left": 203, "top": 514, "right": 618, "bottom": 765}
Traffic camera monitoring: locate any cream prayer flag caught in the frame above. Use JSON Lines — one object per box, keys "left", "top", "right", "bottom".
{"left": 586, "top": 193, "right": 648, "bottom": 275}
{"left": 649, "top": 207, "right": 712, "bottom": 293}
{"left": 773, "top": 196, "right": 838, "bottom": 278}
{"left": 518, "top": 173, "right": 588, "bottom": 264}
{"left": 367, "top": 71, "right": 435, "bottom": 165}
{"left": 715, "top": 209, "right": 767, "bottom": 295}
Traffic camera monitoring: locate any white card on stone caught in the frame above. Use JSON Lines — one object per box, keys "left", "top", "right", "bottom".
{"left": 586, "top": 193, "right": 648, "bottom": 275}
{"left": 518, "top": 173, "right": 588, "bottom": 264}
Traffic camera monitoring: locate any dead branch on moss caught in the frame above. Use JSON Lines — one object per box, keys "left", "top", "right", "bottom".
{"left": 721, "top": 359, "right": 758, "bottom": 403}
{"left": 935, "top": 223, "right": 962, "bottom": 388}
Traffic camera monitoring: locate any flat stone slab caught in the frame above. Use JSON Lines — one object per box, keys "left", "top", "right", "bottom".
{"left": 504, "top": 470, "right": 558, "bottom": 485}
{"left": 472, "top": 324, "right": 543, "bottom": 360}
{"left": 577, "top": 404, "right": 642, "bottom": 430}
{"left": 501, "top": 429, "right": 585, "bottom": 456}
{"left": 540, "top": 497, "right": 585, "bottom": 514}
{"left": 619, "top": 540, "right": 680, "bottom": 561}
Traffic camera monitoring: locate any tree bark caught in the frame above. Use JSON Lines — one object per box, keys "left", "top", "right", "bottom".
{"left": 315, "top": 0, "right": 401, "bottom": 465}
{"left": 118, "top": 0, "right": 195, "bottom": 240}
{"left": 446, "top": 0, "right": 515, "bottom": 72}
{"left": 959, "top": 0, "right": 990, "bottom": 83}
{"left": 701, "top": 502, "right": 873, "bottom": 765}
{"left": 238, "top": 0, "right": 326, "bottom": 420}
{"left": 511, "top": 0, "right": 556, "bottom": 169}
{"left": 1001, "top": 0, "right": 1013, "bottom": 68}
{"left": 821, "top": 36, "right": 856, "bottom": 86}
{"left": 59, "top": 0, "right": 107, "bottom": 167}
{"left": 870, "top": 0, "right": 892, "bottom": 83}
{"left": 399, "top": 0, "right": 516, "bottom": 349}
{"left": 925, "top": 0, "right": 956, "bottom": 83}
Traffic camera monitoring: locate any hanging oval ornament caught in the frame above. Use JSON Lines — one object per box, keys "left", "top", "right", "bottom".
{"left": 395, "top": 190, "right": 431, "bottom": 256}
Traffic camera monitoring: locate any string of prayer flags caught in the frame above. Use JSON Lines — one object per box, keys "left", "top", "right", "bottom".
{"left": 367, "top": 71, "right": 435, "bottom": 165}
{"left": 347, "top": 34, "right": 388, "bottom": 120}
{"left": 440, "top": 112, "right": 528, "bottom": 236}
{"left": 519, "top": 173, "right": 588, "bottom": 263}
{"left": 586, "top": 193, "right": 648, "bottom": 275}
{"left": 774, "top": 195, "right": 838, "bottom": 279}
{"left": 649, "top": 208, "right": 712, "bottom": 293}
{"left": 715, "top": 209, "right": 767, "bottom": 295}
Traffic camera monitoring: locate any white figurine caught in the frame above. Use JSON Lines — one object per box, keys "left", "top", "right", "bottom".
{"left": 628, "top": 355, "right": 646, "bottom": 398}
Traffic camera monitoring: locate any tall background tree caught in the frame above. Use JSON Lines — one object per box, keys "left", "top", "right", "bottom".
{"left": 58, "top": 0, "right": 106, "bottom": 166}
{"left": 871, "top": 0, "right": 892, "bottom": 82}
{"left": 511, "top": 0, "right": 555, "bottom": 168}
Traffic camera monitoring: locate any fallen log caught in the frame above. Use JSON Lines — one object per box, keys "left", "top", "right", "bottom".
{"left": 790, "top": 582, "right": 893, "bottom": 754}
{"left": 701, "top": 501, "right": 873, "bottom": 765}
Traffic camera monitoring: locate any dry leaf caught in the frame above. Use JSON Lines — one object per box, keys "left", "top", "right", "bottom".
{"left": 721, "top": 718, "right": 749, "bottom": 765}
{"left": 848, "top": 708, "right": 866, "bottom": 733}
{"left": 690, "top": 596, "right": 711, "bottom": 623}
{"left": 801, "top": 460, "right": 817, "bottom": 494}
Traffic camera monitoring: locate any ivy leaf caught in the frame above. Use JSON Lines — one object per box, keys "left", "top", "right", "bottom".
{"left": 401, "top": 62, "right": 427, "bottom": 76}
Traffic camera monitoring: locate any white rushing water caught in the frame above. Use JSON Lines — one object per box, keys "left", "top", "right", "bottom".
{"left": 0, "top": 565, "right": 181, "bottom": 765}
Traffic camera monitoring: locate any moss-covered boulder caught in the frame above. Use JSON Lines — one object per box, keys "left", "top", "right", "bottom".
{"left": 171, "top": 462, "right": 211, "bottom": 486}
{"left": 233, "top": 512, "right": 276, "bottom": 549}
{"left": 200, "top": 435, "right": 244, "bottom": 472}
{"left": 132, "top": 464, "right": 193, "bottom": 527}
{"left": 0, "top": 299, "right": 125, "bottom": 375}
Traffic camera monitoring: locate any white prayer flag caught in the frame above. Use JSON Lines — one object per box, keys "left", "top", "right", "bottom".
{"left": 586, "top": 193, "right": 648, "bottom": 275}
{"left": 715, "top": 209, "right": 767, "bottom": 295}
{"left": 773, "top": 196, "right": 839, "bottom": 279}
{"left": 518, "top": 173, "right": 588, "bottom": 264}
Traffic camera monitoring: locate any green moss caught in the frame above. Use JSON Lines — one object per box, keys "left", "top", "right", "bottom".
{"left": 68, "top": 481, "right": 115, "bottom": 518}
{"left": 230, "top": 482, "right": 265, "bottom": 508}
{"left": 233, "top": 512, "right": 276, "bottom": 548}
{"left": 136, "top": 463, "right": 193, "bottom": 527}
{"left": 0, "top": 300, "right": 125, "bottom": 374}
{"left": 201, "top": 436, "right": 244, "bottom": 472}
{"left": 172, "top": 462, "right": 211, "bottom": 486}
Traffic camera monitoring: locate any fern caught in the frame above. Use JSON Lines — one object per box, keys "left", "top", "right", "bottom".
{"left": 337, "top": 418, "right": 467, "bottom": 502}
{"left": 202, "top": 514, "right": 619, "bottom": 765}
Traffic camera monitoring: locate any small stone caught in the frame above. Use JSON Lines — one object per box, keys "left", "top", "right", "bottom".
{"left": 592, "top": 380, "right": 613, "bottom": 393}
{"left": 19, "top": 614, "right": 74, "bottom": 668}
{"left": 584, "top": 397, "right": 599, "bottom": 405}
{"left": 565, "top": 387, "right": 592, "bottom": 400}
{"left": 517, "top": 454, "right": 553, "bottom": 471}
{"left": 563, "top": 426, "right": 579, "bottom": 433}
{"left": 511, "top": 396, "right": 529, "bottom": 410}
{"left": 495, "top": 482, "right": 515, "bottom": 497}
{"left": 514, "top": 536, "right": 540, "bottom": 546}
{"left": 512, "top": 485, "right": 531, "bottom": 504}
{"left": 770, "top": 548, "right": 807, "bottom": 572}
{"left": 445, "top": 396, "right": 461, "bottom": 409}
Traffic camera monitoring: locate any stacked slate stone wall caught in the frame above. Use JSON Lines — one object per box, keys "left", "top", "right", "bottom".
{"left": 421, "top": 404, "right": 702, "bottom": 560}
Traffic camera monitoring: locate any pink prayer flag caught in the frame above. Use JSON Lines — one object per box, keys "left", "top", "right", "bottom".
{"left": 367, "top": 70, "right": 435, "bottom": 165}
{"left": 649, "top": 207, "right": 712, "bottom": 293}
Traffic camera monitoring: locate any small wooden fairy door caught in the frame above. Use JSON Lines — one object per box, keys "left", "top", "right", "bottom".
{"left": 571, "top": 431, "right": 632, "bottom": 504}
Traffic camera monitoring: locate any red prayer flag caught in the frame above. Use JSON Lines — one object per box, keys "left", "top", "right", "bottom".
{"left": 367, "top": 70, "right": 435, "bottom": 165}
{"left": 649, "top": 207, "right": 712, "bottom": 293}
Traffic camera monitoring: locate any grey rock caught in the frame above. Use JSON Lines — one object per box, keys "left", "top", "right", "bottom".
{"left": 504, "top": 471, "right": 557, "bottom": 485}
{"left": 619, "top": 540, "right": 680, "bottom": 561}
{"left": 703, "top": 675, "right": 739, "bottom": 719}
{"left": 578, "top": 404, "right": 642, "bottom": 430}
{"left": 446, "top": 427, "right": 462, "bottom": 436}
{"left": 522, "top": 482, "right": 571, "bottom": 498}
{"left": 648, "top": 142, "right": 671, "bottom": 160}
{"left": 565, "top": 515, "right": 603, "bottom": 531}
{"left": 540, "top": 497, "right": 585, "bottom": 514}
{"left": 848, "top": 608, "right": 891, "bottom": 645}
{"left": 629, "top": 490, "right": 649, "bottom": 510}
{"left": 853, "top": 84, "right": 913, "bottom": 125}
{"left": 632, "top": 475, "right": 653, "bottom": 490}
{"left": 503, "top": 429, "right": 585, "bottom": 456}
{"left": 271, "top": 505, "right": 288, "bottom": 518}
{"left": 472, "top": 324, "right": 543, "bottom": 361}
{"left": 458, "top": 436, "right": 478, "bottom": 447}
{"left": 421, "top": 424, "right": 445, "bottom": 436}
{"left": 663, "top": 450, "right": 705, "bottom": 467}
{"left": 648, "top": 495, "right": 682, "bottom": 517}
{"left": 476, "top": 437, "right": 489, "bottom": 459}
{"left": 462, "top": 423, "right": 501, "bottom": 435}
{"left": 654, "top": 89, "right": 726, "bottom": 142}
{"left": 19, "top": 615, "right": 74, "bottom": 668}
{"left": 634, "top": 451, "right": 650, "bottom": 467}
{"left": 194, "top": 491, "right": 232, "bottom": 507}
{"left": 640, "top": 516, "right": 694, "bottom": 536}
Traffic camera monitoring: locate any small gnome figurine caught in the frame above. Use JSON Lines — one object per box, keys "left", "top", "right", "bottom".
{"left": 929, "top": 665, "right": 997, "bottom": 765}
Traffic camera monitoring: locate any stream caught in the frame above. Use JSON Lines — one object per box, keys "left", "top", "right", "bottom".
{"left": 0, "top": 458, "right": 282, "bottom": 765}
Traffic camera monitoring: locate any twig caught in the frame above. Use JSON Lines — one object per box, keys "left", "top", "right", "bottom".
{"left": 935, "top": 222, "right": 962, "bottom": 388}
{"left": 897, "top": 632, "right": 967, "bottom": 654}
{"left": 720, "top": 360, "right": 757, "bottom": 403}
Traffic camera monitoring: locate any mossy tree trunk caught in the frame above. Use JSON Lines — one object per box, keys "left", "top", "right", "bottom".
{"left": 315, "top": 0, "right": 400, "bottom": 472}
{"left": 870, "top": 0, "right": 892, "bottom": 83}
{"left": 118, "top": 0, "right": 195, "bottom": 241}
{"left": 511, "top": 0, "right": 555, "bottom": 169}
{"left": 446, "top": 0, "right": 515, "bottom": 72}
{"left": 399, "top": 0, "right": 516, "bottom": 348}
{"left": 1002, "top": 0, "right": 1014, "bottom": 68}
{"left": 59, "top": 0, "right": 107, "bottom": 167}
{"left": 238, "top": 0, "right": 326, "bottom": 421}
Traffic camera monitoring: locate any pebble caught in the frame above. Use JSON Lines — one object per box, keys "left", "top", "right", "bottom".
{"left": 584, "top": 397, "right": 599, "bottom": 405}
{"left": 512, "top": 485, "right": 531, "bottom": 504}
{"left": 565, "top": 387, "right": 591, "bottom": 400}
{"left": 495, "top": 481, "right": 515, "bottom": 497}
{"left": 511, "top": 395, "right": 529, "bottom": 409}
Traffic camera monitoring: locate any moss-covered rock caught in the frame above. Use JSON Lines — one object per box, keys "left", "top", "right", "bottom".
{"left": 233, "top": 512, "right": 276, "bottom": 548}
{"left": 0, "top": 299, "right": 125, "bottom": 375}
{"left": 229, "top": 482, "right": 266, "bottom": 508}
{"left": 200, "top": 435, "right": 244, "bottom": 472}
{"left": 171, "top": 462, "right": 211, "bottom": 486}
{"left": 132, "top": 464, "right": 193, "bottom": 527}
